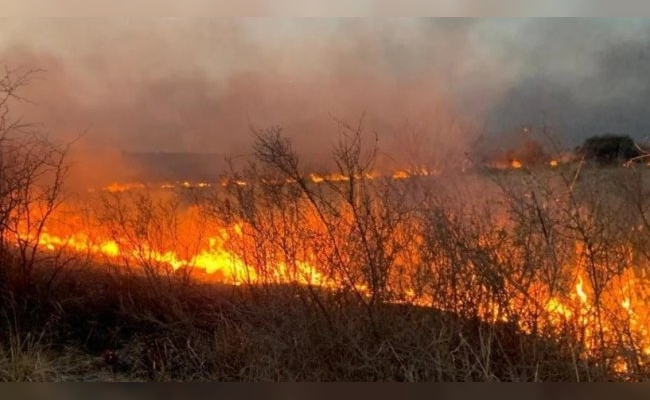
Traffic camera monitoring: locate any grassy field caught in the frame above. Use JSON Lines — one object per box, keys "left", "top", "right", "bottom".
{"left": 4, "top": 64, "right": 650, "bottom": 381}
{"left": 3, "top": 122, "right": 650, "bottom": 381}
{"left": 2, "top": 165, "right": 650, "bottom": 381}
{"left": 0, "top": 263, "right": 598, "bottom": 382}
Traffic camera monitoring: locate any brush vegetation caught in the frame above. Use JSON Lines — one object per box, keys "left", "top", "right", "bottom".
{"left": 1, "top": 69, "right": 650, "bottom": 381}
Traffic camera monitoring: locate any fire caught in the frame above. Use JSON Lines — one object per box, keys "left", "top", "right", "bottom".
{"left": 33, "top": 203, "right": 650, "bottom": 337}
{"left": 32, "top": 208, "right": 326, "bottom": 286}
{"left": 309, "top": 173, "right": 349, "bottom": 183}
{"left": 95, "top": 169, "right": 443, "bottom": 194}
{"left": 36, "top": 227, "right": 257, "bottom": 284}
{"left": 392, "top": 170, "right": 410, "bottom": 179}
{"left": 103, "top": 182, "right": 146, "bottom": 193}
{"left": 392, "top": 167, "right": 439, "bottom": 179}
{"left": 13, "top": 170, "right": 650, "bottom": 379}
{"left": 575, "top": 275, "right": 588, "bottom": 303}
{"left": 510, "top": 159, "right": 522, "bottom": 169}
{"left": 99, "top": 181, "right": 215, "bottom": 193}
{"left": 539, "top": 267, "right": 650, "bottom": 374}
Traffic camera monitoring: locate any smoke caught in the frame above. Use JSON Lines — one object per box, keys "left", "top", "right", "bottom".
{"left": 485, "top": 19, "right": 650, "bottom": 144}
{"left": 0, "top": 18, "right": 648, "bottom": 185}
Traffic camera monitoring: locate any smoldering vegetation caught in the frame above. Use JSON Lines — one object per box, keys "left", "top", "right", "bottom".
{"left": 2, "top": 19, "right": 650, "bottom": 381}
{"left": 3, "top": 110, "right": 650, "bottom": 381}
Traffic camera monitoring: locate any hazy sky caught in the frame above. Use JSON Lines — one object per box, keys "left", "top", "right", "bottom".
{"left": 1, "top": 18, "right": 649, "bottom": 158}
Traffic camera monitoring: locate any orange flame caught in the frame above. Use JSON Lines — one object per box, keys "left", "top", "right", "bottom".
{"left": 15, "top": 179, "right": 650, "bottom": 378}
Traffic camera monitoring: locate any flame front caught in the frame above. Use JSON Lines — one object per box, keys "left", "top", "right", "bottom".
{"left": 16, "top": 170, "right": 650, "bottom": 378}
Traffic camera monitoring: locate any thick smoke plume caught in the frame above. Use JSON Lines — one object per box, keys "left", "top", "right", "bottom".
{"left": 0, "top": 18, "right": 649, "bottom": 186}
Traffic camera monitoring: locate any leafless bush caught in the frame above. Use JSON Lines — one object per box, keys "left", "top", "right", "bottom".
{"left": 205, "top": 118, "right": 650, "bottom": 380}
{"left": 1, "top": 86, "right": 647, "bottom": 379}
{"left": 209, "top": 118, "right": 430, "bottom": 334}
{"left": 95, "top": 189, "right": 208, "bottom": 297}
{"left": 0, "top": 67, "right": 71, "bottom": 294}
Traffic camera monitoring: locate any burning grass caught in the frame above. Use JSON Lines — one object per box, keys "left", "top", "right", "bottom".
{"left": 3, "top": 121, "right": 650, "bottom": 380}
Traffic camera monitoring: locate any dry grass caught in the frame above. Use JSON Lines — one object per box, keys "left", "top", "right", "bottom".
{"left": 0, "top": 262, "right": 613, "bottom": 382}
{"left": 1, "top": 117, "right": 650, "bottom": 381}
{"left": 4, "top": 70, "right": 640, "bottom": 381}
{"left": 3, "top": 165, "right": 650, "bottom": 380}
{"left": 2, "top": 162, "right": 650, "bottom": 381}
